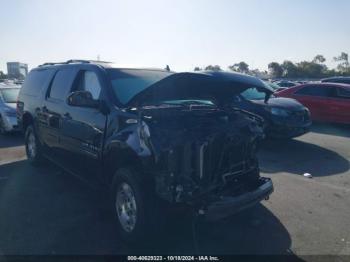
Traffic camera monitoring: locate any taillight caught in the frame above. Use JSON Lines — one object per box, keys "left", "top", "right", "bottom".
{"left": 16, "top": 100, "right": 24, "bottom": 116}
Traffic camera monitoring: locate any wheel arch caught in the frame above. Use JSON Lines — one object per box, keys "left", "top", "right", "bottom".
{"left": 22, "top": 112, "right": 34, "bottom": 133}
{"left": 103, "top": 144, "right": 151, "bottom": 186}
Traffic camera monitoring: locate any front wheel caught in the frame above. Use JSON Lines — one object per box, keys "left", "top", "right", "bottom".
{"left": 111, "top": 168, "right": 165, "bottom": 243}
{"left": 25, "top": 125, "right": 44, "bottom": 165}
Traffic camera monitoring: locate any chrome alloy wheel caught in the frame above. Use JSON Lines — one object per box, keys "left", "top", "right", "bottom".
{"left": 115, "top": 182, "right": 137, "bottom": 233}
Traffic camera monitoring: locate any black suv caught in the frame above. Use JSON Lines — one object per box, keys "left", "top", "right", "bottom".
{"left": 17, "top": 60, "right": 273, "bottom": 243}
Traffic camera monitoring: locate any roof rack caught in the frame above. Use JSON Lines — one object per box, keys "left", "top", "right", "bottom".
{"left": 39, "top": 59, "right": 112, "bottom": 67}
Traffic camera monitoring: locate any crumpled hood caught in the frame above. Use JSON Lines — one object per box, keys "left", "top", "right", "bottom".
{"left": 252, "top": 97, "right": 306, "bottom": 110}
{"left": 127, "top": 71, "right": 273, "bottom": 107}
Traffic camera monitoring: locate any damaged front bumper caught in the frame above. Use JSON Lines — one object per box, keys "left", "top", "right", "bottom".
{"left": 200, "top": 177, "right": 273, "bottom": 221}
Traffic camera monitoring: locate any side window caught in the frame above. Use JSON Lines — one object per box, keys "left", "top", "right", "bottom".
{"left": 48, "top": 68, "right": 76, "bottom": 100}
{"left": 21, "top": 69, "right": 53, "bottom": 96}
{"left": 336, "top": 88, "right": 350, "bottom": 99}
{"left": 72, "top": 71, "right": 101, "bottom": 99}
{"left": 295, "top": 85, "right": 330, "bottom": 97}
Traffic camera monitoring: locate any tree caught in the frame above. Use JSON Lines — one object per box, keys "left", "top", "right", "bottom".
{"left": 313, "top": 55, "right": 326, "bottom": 64}
{"left": 204, "top": 65, "right": 222, "bottom": 71}
{"left": 268, "top": 62, "right": 283, "bottom": 78}
{"left": 333, "top": 52, "right": 350, "bottom": 74}
{"left": 0, "top": 71, "right": 7, "bottom": 80}
{"left": 281, "top": 60, "right": 299, "bottom": 78}
{"left": 228, "top": 62, "right": 249, "bottom": 74}
{"left": 194, "top": 67, "right": 202, "bottom": 71}
{"left": 296, "top": 61, "right": 325, "bottom": 78}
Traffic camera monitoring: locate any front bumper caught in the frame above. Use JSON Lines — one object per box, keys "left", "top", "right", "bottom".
{"left": 201, "top": 177, "right": 273, "bottom": 221}
{"left": 268, "top": 115, "right": 312, "bottom": 138}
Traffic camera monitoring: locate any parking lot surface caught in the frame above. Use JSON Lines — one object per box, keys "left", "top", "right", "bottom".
{"left": 0, "top": 123, "right": 349, "bottom": 258}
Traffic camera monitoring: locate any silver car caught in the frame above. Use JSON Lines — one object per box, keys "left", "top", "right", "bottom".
{"left": 0, "top": 84, "right": 21, "bottom": 134}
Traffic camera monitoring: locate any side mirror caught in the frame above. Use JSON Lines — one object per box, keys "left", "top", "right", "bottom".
{"left": 67, "top": 91, "right": 99, "bottom": 108}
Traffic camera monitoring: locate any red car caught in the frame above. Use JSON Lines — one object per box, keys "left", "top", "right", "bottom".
{"left": 275, "top": 83, "right": 350, "bottom": 124}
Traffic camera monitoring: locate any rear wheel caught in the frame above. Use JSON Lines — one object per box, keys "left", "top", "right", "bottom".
{"left": 25, "top": 125, "right": 44, "bottom": 165}
{"left": 111, "top": 168, "right": 165, "bottom": 243}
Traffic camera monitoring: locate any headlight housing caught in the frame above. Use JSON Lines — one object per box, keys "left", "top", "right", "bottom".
{"left": 270, "top": 107, "right": 290, "bottom": 117}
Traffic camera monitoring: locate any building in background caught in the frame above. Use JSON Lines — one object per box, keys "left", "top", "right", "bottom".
{"left": 7, "top": 62, "right": 28, "bottom": 79}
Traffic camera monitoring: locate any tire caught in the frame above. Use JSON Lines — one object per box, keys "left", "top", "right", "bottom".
{"left": 25, "top": 125, "right": 44, "bottom": 165}
{"left": 111, "top": 168, "right": 165, "bottom": 244}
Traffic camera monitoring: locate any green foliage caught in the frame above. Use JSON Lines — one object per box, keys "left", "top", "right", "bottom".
{"left": 282, "top": 60, "right": 299, "bottom": 78}
{"left": 193, "top": 52, "right": 350, "bottom": 78}
{"left": 313, "top": 55, "right": 326, "bottom": 64}
{"left": 204, "top": 65, "right": 222, "bottom": 71}
{"left": 0, "top": 71, "right": 8, "bottom": 80}
{"left": 268, "top": 62, "right": 284, "bottom": 78}
{"left": 333, "top": 52, "right": 350, "bottom": 74}
{"left": 228, "top": 62, "right": 249, "bottom": 74}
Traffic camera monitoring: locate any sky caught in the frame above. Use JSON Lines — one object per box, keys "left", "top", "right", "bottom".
{"left": 0, "top": 0, "right": 349, "bottom": 73}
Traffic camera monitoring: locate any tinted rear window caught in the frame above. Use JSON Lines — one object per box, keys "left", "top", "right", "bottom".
{"left": 21, "top": 69, "right": 54, "bottom": 96}
{"left": 48, "top": 68, "right": 76, "bottom": 100}
{"left": 336, "top": 88, "right": 350, "bottom": 99}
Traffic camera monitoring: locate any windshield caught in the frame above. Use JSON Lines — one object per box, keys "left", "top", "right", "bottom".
{"left": 108, "top": 69, "right": 173, "bottom": 105}
{"left": 0, "top": 88, "right": 20, "bottom": 103}
{"left": 240, "top": 87, "right": 266, "bottom": 100}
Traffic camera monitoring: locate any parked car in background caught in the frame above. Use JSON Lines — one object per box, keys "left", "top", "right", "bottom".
{"left": 0, "top": 84, "right": 21, "bottom": 134}
{"left": 275, "top": 83, "right": 350, "bottom": 124}
{"left": 321, "top": 76, "right": 350, "bottom": 85}
{"left": 263, "top": 81, "right": 281, "bottom": 91}
{"left": 274, "top": 80, "right": 298, "bottom": 91}
{"left": 233, "top": 85, "right": 311, "bottom": 138}
{"left": 17, "top": 60, "right": 273, "bottom": 243}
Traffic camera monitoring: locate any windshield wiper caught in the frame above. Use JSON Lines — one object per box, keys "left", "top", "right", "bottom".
{"left": 172, "top": 100, "right": 215, "bottom": 106}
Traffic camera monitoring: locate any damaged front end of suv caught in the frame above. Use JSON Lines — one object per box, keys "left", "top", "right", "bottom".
{"left": 108, "top": 71, "right": 273, "bottom": 221}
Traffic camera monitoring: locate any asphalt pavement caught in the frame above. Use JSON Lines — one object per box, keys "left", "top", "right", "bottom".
{"left": 0, "top": 123, "right": 349, "bottom": 259}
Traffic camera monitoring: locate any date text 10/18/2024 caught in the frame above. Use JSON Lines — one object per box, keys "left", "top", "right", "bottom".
{"left": 127, "top": 256, "right": 220, "bottom": 261}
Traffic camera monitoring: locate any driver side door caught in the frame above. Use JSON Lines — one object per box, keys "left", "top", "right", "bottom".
{"left": 60, "top": 69, "right": 107, "bottom": 186}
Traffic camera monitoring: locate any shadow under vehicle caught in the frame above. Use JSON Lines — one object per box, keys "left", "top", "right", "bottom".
{"left": 17, "top": 60, "right": 273, "bottom": 243}
{"left": 0, "top": 161, "right": 293, "bottom": 256}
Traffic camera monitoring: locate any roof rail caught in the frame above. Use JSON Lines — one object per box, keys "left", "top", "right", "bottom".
{"left": 66, "top": 59, "right": 112, "bottom": 64}
{"left": 38, "top": 62, "right": 66, "bottom": 67}
{"left": 39, "top": 59, "right": 113, "bottom": 67}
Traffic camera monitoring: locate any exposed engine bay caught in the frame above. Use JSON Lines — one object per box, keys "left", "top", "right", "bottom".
{"left": 137, "top": 103, "right": 266, "bottom": 205}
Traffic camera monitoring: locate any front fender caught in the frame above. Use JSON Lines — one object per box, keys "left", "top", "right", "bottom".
{"left": 103, "top": 123, "right": 155, "bottom": 184}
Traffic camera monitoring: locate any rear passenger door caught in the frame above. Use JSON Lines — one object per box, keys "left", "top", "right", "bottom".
{"left": 60, "top": 69, "right": 107, "bottom": 185}
{"left": 40, "top": 67, "right": 77, "bottom": 156}
{"left": 294, "top": 85, "right": 332, "bottom": 121}
{"left": 328, "top": 87, "right": 350, "bottom": 123}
